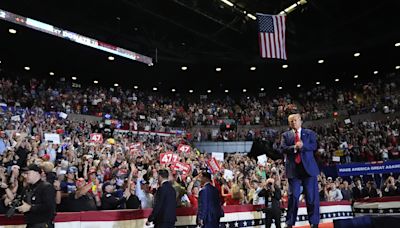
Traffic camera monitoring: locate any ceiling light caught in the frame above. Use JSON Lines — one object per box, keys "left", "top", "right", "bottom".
{"left": 316, "top": 81, "right": 320, "bottom": 85}
{"left": 354, "top": 52, "right": 360, "bottom": 57}
{"left": 373, "top": 71, "right": 378, "bottom": 74}
{"left": 247, "top": 97, "right": 250, "bottom": 99}
{"left": 207, "top": 90, "right": 212, "bottom": 93}
{"left": 93, "top": 80, "right": 98, "bottom": 84}
{"left": 171, "top": 88, "right": 176, "bottom": 92}
{"left": 354, "top": 75, "right": 359, "bottom": 79}
{"left": 9, "top": 28, "right": 17, "bottom": 34}
{"left": 260, "top": 88, "right": 264, "bottom": 91}
{"left": 396, "top": 66, "right": 400, "bottom": 70}
{"left": 153, "top": 87, "right": 158, "bottom": 91}
{"left": 282, "top": 64, "right": 288, "bottom": 69}
{"left": 24, "top": 66, "right": 30, "bottom": 71}
{"left": 242, "top": 89, "right": 247, "bottom": 93}
{"left": 181, "top": 66, "right": 187, "bottom": 71}
{"left": 220, "top": 0, "right": 234, "bottom": 7}
{"left": 250, "top": 66, "right": 256, "bottom": 71}
{"left": 278, "top": 86, "right": 283, "bottom": 90}
{"left": 216, "top": 67, "right": 222, "bottom": 72}
{"left": 297, "top": 84, "right": 301, "bottom": 88}
{"left": 318, "top": 59, "right": 324, "bottom": 64}
{"left": 108, "top": 56, "right": 115, "bottom": 61}
{"left": 189, "top": 89, "right": 193, "bottom": 93}
{"left": 114, "top": 83, "right": 118, "bottom": 87}
{"left": 71, "top": 76, "right": 77, "bottom": 80}
{"left": 247, "top": 14, "right": 257, "bottom": 20}
{"left": 224, "top": 89, "right": 229, "bottom": 93}
{"left": 335, "top": 78, "right": 340, "bottom": 82}
{"left": 49, "top": 72, "right": 54, "bottom": 76}
{"left": 395, "top": 43, "right": 400, "bottom": 47}
{"left": 134, "top": 85, "right": 139, "bottom": 89}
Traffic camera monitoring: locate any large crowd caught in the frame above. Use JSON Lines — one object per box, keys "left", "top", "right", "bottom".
{"left": 0, "top": 70, "right": 400, "bottom": 215}
{"left": 1, "top": 70, "right": 400, "bottom": 132}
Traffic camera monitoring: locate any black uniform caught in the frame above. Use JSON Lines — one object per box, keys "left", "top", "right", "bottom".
{"left": 258, "top": 184, "right": 282, "bottom": 228}
{"left": 101, "top": 193, "right": 127, "bottom": 210}
{"left": 24, "top": 179, "right": 56, "bottom": 228}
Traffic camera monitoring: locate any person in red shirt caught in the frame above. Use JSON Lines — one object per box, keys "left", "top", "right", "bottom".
{"left": 187, "top": 175, "right": 200, "bottom": 208}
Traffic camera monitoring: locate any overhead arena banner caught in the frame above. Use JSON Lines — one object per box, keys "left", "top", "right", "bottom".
{"left": 337, "top": 160, "right": 400, "bottom": 177}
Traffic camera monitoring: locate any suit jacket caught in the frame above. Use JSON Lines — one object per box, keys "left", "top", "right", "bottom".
{"left": 280, "top": 128, "right": 319, "bottom": 178}
{"left": 148, "top": 181, "right": 177, "bottom": 224}
{"left": 197, "top": 183, "right": 224, "bottom": 223}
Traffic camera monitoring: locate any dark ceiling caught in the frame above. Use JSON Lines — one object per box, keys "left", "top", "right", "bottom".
{"left": 0, "top": 0, "right": 399, "bottom": 93}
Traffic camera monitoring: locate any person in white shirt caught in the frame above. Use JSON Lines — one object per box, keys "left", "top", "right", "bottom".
{"left": 135, "top": 170, "right": 154, "bottom": 209}
{"left": 252, "top": 180, "right": 265, "bottom": 205}
{"left": 326, "top": 183, "right": 343, "bottom": 201}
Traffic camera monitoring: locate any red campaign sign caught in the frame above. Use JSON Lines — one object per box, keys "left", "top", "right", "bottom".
{"left": 207, "top": 157, "right": 221, "bottom": 174}
{"left": 177, "top": 144, "right": 191, "bottom": 154}
{"left": 160, "top": 152, "right": 180, "bottom": 164}
{"left": 90, "top": 133, "right": 103, "bottom": 143}
{"left": 172, "top": 162, "right": 191, "bottom": 175}
{"left": 129, "top": 142, "right": 142, "bottom": 152}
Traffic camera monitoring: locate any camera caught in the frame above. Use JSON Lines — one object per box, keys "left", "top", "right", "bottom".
{"left": 6, "top": 195, "right": 23, "bottom": 218}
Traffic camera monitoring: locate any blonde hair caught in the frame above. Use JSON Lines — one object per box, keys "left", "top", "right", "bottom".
{"left": 231, "top": 184, "right": 242, "bottom": 200}
{"left": 41, "top": 161, "right": 54, "bottom": 173}
{"left": 288, "top": 114, "right": 301, "bottom": 121}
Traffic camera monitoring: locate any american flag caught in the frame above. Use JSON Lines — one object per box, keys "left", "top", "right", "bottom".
{"left": 257, "top": 13, "right": 287, "bottom": 60}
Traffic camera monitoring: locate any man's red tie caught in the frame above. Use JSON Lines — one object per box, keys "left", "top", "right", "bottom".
{"left": 294, "top": 130, "right": 301, "bottom": 164}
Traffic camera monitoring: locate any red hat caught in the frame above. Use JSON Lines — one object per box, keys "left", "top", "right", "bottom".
{"left": 42, "top": 154, "right": 50, "bottom": 161}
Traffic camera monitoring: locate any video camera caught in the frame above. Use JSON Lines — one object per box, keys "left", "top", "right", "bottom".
{"left": 6, "top": 195, "right": 23, "bottom": 218}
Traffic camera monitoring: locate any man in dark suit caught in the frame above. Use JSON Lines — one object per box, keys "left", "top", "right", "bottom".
{"left": 197, "top": 171, "right": 224, "bottom": 228}
{"left": 147, "top": 169, "right": 177, "bottom": 228}
{"left": 280, "top": 114, "right": 319, "bottom": 228}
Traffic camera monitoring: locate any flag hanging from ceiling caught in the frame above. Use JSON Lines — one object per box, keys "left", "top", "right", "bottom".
{"left": 256, "top": 13, "right": 287, "bottom": 60}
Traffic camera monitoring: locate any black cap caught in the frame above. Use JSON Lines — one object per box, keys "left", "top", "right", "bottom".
{"left": 21, "top": 164, "right": 42, "bottom": 173}
{"left": 102, "top": 182, "right": 113, "bottom": 192}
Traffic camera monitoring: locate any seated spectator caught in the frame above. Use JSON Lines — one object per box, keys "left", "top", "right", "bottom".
{"left": 363, "top": 180, "right": 379, "bottom": 198}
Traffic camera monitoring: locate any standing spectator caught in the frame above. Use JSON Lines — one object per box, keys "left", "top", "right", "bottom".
{"left": 252, "top": 180, "right": 266, "bottom": 205}
{"left": 197, "top": 171, "right": 224, "bottom": 228}
{"left": 0, "top": 131, "right": 6, "bottom": 156}
{"left": 340, "top": 181, "right": 352, "bottom": 201}
{"left": 352, "top": 178, "right": 365, "bottom": 200}
{"left": 135, "top": 168, "right": 154, "bottom": 209}
{"left": 325, "top": 183, "right": 343, "bottom": 201}
{"left": 382, "top": 176, "right": 399, "bottom": 197}
{"left": 101, "top": 182, "right": 130, "bottom": 210}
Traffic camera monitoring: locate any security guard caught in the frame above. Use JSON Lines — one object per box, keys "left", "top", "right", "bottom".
{"left": 17, "top": 164, "right": 56, "bottom": 228}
